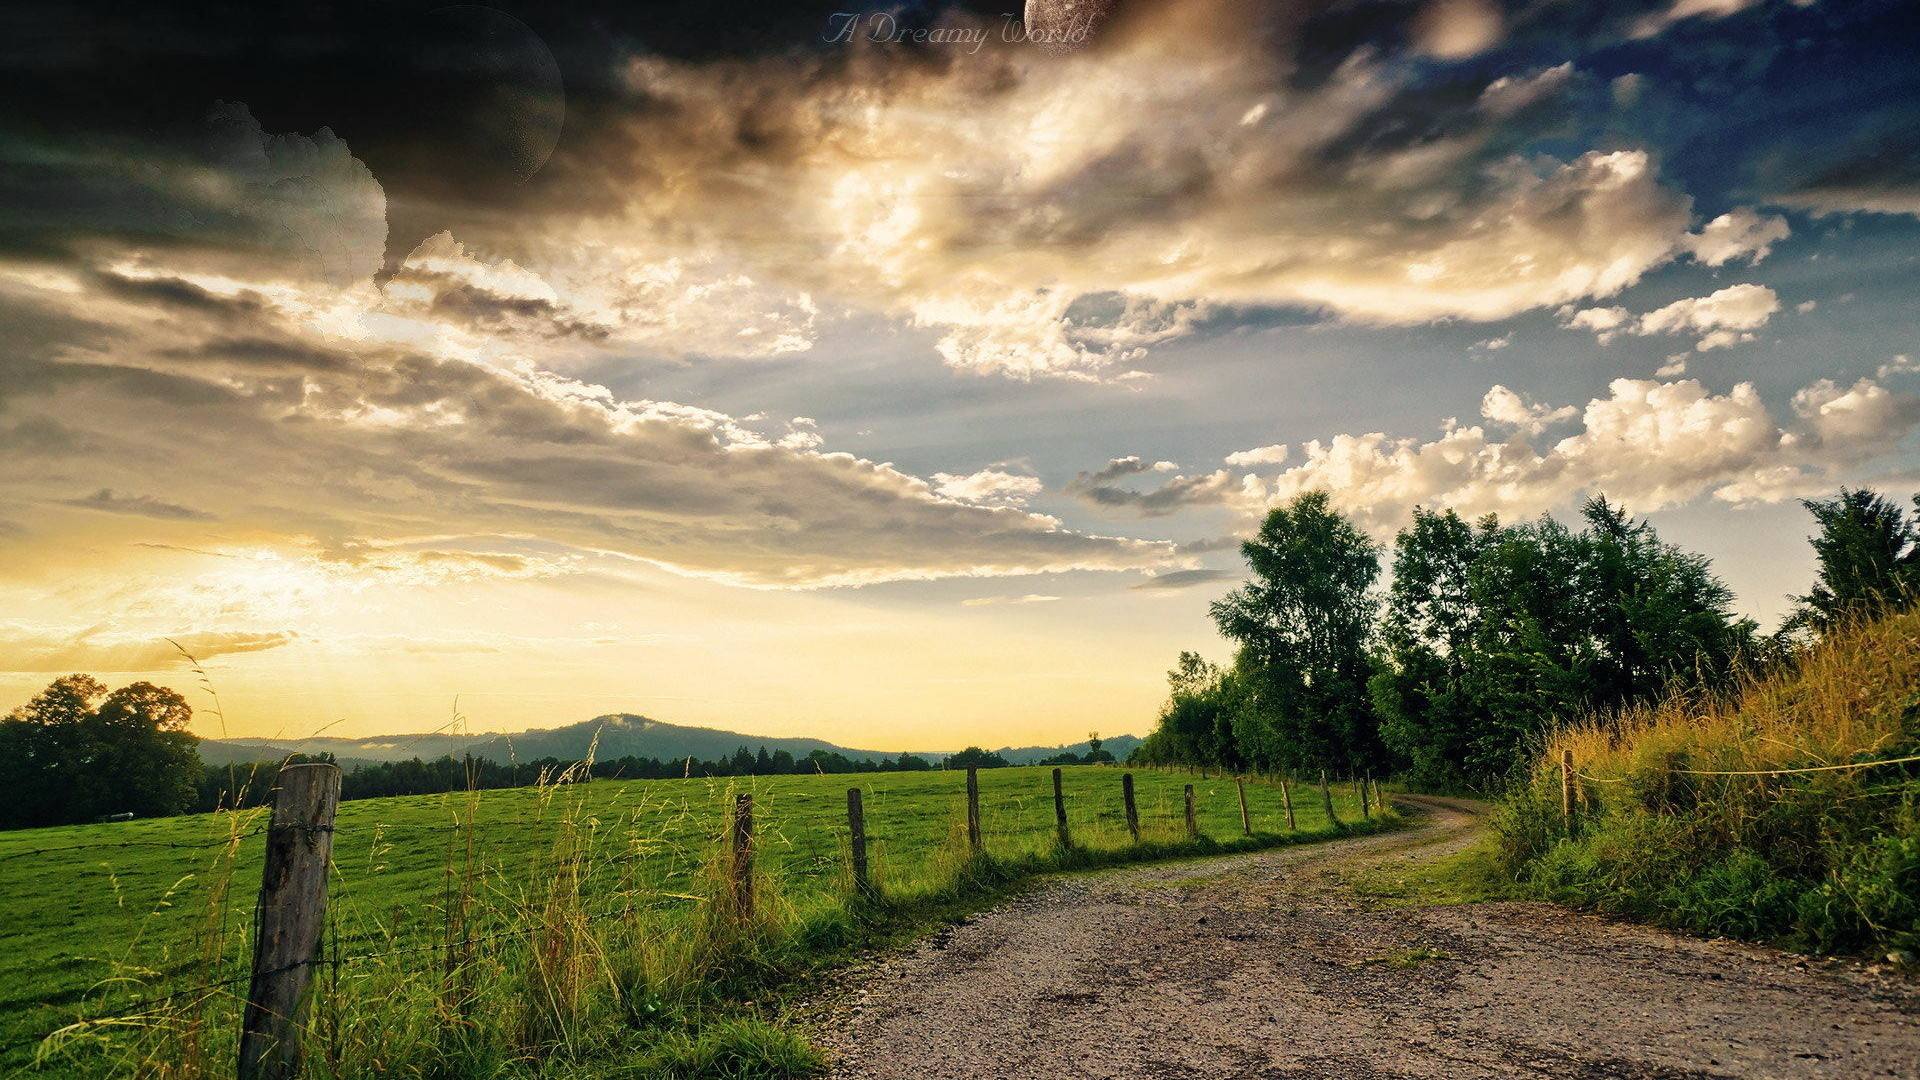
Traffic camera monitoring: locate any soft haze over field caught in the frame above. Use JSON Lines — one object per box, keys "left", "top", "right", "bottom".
{"left": 1, "top": 0, "right": 1917, "bottom": 745}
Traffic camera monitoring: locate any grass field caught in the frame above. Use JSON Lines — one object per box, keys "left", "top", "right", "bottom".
{"left": 0, "top": 763, "right": 1384, "bottom": 1078}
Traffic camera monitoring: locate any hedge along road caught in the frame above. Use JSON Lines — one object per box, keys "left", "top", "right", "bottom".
{"left": 806, "top": 796, "right": 1920, "bottom": 1079}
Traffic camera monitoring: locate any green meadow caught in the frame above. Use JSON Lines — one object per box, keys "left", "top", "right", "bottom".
{"left": 0, "top": 764, "right": 1383, "bottom": 1078}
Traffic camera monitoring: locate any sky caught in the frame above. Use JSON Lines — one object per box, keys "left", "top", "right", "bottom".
{"left": 1, "top": 0, "right": 1917, "bottom": 749}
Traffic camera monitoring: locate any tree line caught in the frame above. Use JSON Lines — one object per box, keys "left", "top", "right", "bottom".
{"left": 0, "top": 673, "right": 1119, "bottom": 826}
{"left": 1133, "top": 487, "right": 1920, "bottom": 791}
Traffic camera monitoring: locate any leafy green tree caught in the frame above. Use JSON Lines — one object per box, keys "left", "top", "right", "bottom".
{"left": 1210, "top": 491, "right": 1383, "bottom": 774}
{"left": 1785, "top": 488, "right": 1920, "bottom": 636}
{"left": 1372, "top": 498, "right": 1755, "bottom": 789}
{"left": 1370, "top": 508, "right": 1498, "bottom": 790}
{"left": 0, "top": 675, "right": 201, "bottom": 828}
{"left": 944, "top": 746, "right": 1009, "bottom": 769}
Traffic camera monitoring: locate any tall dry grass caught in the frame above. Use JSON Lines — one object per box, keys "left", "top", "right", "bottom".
{"left": 1498, "top": 609, "right": 1920, "bottom": 955}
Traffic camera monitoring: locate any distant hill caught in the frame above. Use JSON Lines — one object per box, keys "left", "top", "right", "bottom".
{"left": 197, "top": 714, "right": 1140, "bottom": 770}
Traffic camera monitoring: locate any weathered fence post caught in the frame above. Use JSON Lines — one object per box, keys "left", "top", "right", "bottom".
{"left": 1122, "top": 772, "right": 1140, "bottom": 843}
{"left": 1184, "top": 784, "right": 1198, "bottom": 839}
{"left": 1236, "top": 777, "right": 1252, "bottom": 836}
{"left": 1361, "top": 772, "right": 1372, "bottom": 819}
{"left": 846, "top": 787, "right": 869, "bottom": 896}
{"left": 965, "top": 766, "right": 982, "bottom": 852}
{"left": 1052, "top": 767, "right": 1070, "bottom": 848}
{"left": 239, "top": 762, "right": 341, "bottom": 1080}
{"left": 730, "top": 793, "right": 754, "bottom": 924}
{"left": 1372, "top": 777, "right": 1386, "bottom": 814}
{"left": 1560, "top": 748, "right": 1575, "bottom": 828}
{"left": 1320, "top": 769, "right": 1339, "bottom": 828}
{"left": 1280, "top": 774, "right": 1296, "bottom": 831}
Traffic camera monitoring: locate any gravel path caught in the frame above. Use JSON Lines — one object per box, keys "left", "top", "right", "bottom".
{"left": 804, "top": 796, "right": 1920, "bottom": 1079}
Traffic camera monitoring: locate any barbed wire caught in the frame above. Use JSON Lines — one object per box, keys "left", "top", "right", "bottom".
{"left": 0, "top": 888, "right": 705, "bottom": 1060}
{"left": 1570, "top": 751, "right": 1920, "bottom": 785}
{"left": 0, "top": 830, "right": 265, "bottom": 865}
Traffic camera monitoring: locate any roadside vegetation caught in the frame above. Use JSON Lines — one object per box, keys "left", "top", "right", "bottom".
{"left": 1139, "top": 485, "right": 1920, "bottom": 957}
{"left": 0, "top": 763, "right": 1388, "bottom": 1078}
{"left": 1499, "top": 605, "right": 1920, "bottom": 956}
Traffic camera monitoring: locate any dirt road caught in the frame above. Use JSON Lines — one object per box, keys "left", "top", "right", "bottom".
{"left": 807, "top": 796, "right": 1920, "bottom": 1079}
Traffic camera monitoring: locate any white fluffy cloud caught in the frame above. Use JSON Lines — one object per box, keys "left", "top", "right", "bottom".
{"left": 1567, "top": 283, "right": 1780, "bottom": 351}
{"left": 1256, "top": 374, "right": 1920, "bottom": 531}
{"left": 1481, "top": 385, "right": 1578, "bottom": 433}
{"left": 932, "top": 468, "right": 1046, "bottom": 506}
{"left": 1684, "top": 208, "right": 1791, "bottom": 266}
{"left": 1224, "top": 444, "right": 1290, "bottom": 467}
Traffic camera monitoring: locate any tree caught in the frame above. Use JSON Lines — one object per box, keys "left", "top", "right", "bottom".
{"left": 1370, "top": 508, "right": 1498, "bottom": 790}
{"left": 0, "top": 675, "right": 201, "bottom": 828}
{"left": 1210, "top": 491, "right": 1383, "bottom": 774}
{"left": 944, "top": 746, "right": 1009, "bottom": 770}
{"left": 1371, "top": 498, "right": 1756, "bottom": 789}
{"left": 1786, "top": 488, "right": 1920, "bottom": 636}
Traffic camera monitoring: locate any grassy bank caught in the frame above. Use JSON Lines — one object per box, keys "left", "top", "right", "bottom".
{"left": 0, "top": 764, "right": 1394, "bottom": 1078}
{"left": 1494, "top": 610, "right": 1920, "bottom": 957}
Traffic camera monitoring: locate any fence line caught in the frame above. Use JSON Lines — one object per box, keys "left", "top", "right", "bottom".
{"left": 1570, "top": 750, "right": 1920, "bottom": 787}
{"left": 4, "top": 762, "right": 1386, "bottom": 1074}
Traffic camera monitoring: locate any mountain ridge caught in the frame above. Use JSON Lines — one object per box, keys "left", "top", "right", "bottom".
{"left": 197, "top": 713, "right": 1141, "bottom": 769}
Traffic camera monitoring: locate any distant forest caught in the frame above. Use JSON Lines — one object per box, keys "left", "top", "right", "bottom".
{"left": 0, "top": 680, "right": 1116, "bottom": 827}
{"left": 194, "top": 741, "right": 1112, "bottom": 812}
{"left": 1134, "top": 487, "right": 1920, "bottom": 792}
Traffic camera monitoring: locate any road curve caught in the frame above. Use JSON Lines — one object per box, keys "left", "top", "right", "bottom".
{"left": 804, "top": 796, "right": 1920, "bottom": 1079}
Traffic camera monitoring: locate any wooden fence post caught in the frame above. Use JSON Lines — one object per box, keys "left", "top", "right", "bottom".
{"left": 846, "top": 788, "right": 869, "bottom": 896}
{"left": 239, "top": 762, "right": 341, "bottom": 1080}
{"left": 1560, "top": 748, "right": 1574, "bottom": 828}
{"left": 965, "top": 766, "right": 982, "bottom": 852}
{"left": 1361, "top": 772, "right": 1371, "bottom": 819}
{"left": 1280, "top": 774, "right": 1296, "bottom": 831}
{"left": 1236, "top": 778, "right": 1252, "bottom": 836}
{"left": 1320, "top": 769, "right": 1338, "bottom": 828}
{"left": 730, "top": 793, "right": 754, "bottom": 924}
{"left": 1122, "top": 772, "right": 1140, "bottom": 843}
{"left": 1052, "top": 767, "right": 1070, "bottom": 848}
{"left": 1184, "top": 784, "right": 1198, "bottom": 839}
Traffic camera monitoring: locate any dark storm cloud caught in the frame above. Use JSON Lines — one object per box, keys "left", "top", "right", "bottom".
{"left": 1068, "top": 458, "right": 1246, "bottom": 517}
{"left": 60, "top": 489, "right": 217, "bottom": 521}
{"left": 1131, "top": 568, "right": 1234, "bottom": 590}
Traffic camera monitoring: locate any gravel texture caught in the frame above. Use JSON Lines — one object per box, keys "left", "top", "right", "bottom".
{"left": 804, "top": 796, "right": 1920, "bottom": 1079}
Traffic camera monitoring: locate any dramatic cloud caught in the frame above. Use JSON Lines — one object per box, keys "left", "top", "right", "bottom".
{"left": 0, "top": 119, "right": 1178, "bottom": 591}
{"left": 424, "top": 2, "right": 1745, "bottom": 381}
{"left": 0, "top": 102, "right": 386, "bottom": 287}
{"left": 1256, "top": 374, "right": 1920, "bottom": 531}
